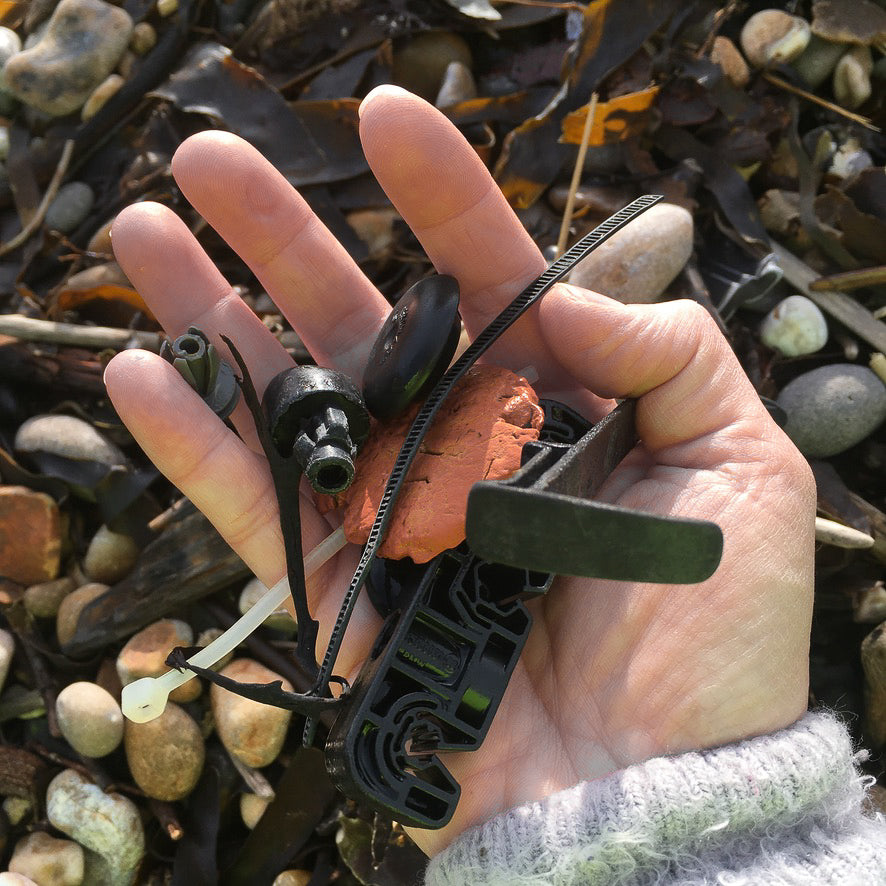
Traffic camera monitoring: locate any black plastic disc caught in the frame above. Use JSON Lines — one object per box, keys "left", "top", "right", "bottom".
{"left": 362, "top": 275, "right": 461, "bottom": 420}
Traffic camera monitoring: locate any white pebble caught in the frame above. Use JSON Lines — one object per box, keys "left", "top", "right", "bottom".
{"left": 46, "top": 769, "right": 144, "bottom": 884}
{"left": 760, "top": 295, "right": 828, "bottom": 356}
{"left": 240, "top": 792, "right": 271, "bottom": 829}
{"left": 56, "top": 681, "right": 124, "bottom": 758}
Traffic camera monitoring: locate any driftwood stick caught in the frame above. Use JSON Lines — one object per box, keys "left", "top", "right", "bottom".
{"left": 0, "top": 314, "right": 163, "bottom": 351}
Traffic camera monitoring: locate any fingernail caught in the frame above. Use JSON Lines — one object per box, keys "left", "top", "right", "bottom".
{"left": 358, "top": 84, "right": 411, "bottom": 118}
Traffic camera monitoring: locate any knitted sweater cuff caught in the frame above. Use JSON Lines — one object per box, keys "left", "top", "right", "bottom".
{"left": 424, "top": 711, "right": 886, "bottom": 885}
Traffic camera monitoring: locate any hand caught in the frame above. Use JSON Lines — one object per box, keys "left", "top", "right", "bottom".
{"left": 104, "top": 85, "right": 815, "bottom": 857}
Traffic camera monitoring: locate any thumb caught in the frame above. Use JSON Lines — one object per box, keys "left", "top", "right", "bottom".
{"left": 537, "top": 285, "right": 771, "bottom": 454}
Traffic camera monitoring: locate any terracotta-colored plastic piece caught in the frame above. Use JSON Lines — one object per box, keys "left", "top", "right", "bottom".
{"left": 316, "top": 365, "right": 544, "bottom": 563}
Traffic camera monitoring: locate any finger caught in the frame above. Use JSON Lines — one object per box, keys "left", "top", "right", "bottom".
{"left": 537, "top": 286, "right": 775, "bottom": 458}
{"left": 104, "top": 350, "right": 382, "bottom": 675}
{"left": 170, "top": 131, "right": 390, "bottom": 380}
{"left": 111, "top": 202, "right": 293, "bottom": 400}
{"left": 358, "top": 87, "right": 579, "bottom": 394}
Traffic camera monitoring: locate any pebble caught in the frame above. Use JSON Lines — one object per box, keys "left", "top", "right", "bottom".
{"left": 793, "top": 34, "right": 846, "bottom": 88}
{"left": 393, "top": 31, "right": 472, "bottom": 100}
{"left": 710, "top": 35, "right": 750, "bottom": 88}
{"left": 240, "top": 792, "right": 271, "bottom": 829}
{"left": 0, "top": 875, "right": 38, "bottom": 886}
{"left": 435, "top": 60, "right": 477, "bottom": 107}
{"left": 116, "top": 618, "right": 201, "bottom": 703}
{"left": 740, "top": 9, "right": 810, "bottom": 68}
{"left": 567, "top": 202, "right": 693, "bottom": 303}
{"left": 760, "top": 295, "right": 828, "bottom": 356}
{"left": 44, "top": 182, "right": 95, "bottom": 234}
{"left": 3, "top": 0, "right": 133, "bottom": 116}
{"left": 777, "top": 364, "right": 886, "bottom": 457}
{"left": 83, "top": 524, "right": 139, "bottom": 584}
{"left": 9, "top": 831, "right": 84, "bottom": 886}
{"left": 211, "top": 659, "right": 293, "bottom": 767}
{"left": 56, "top": 583, "right": 108, "bottom": 647}
{"left": 46, "top": 769, "right": 144, "bottom": 885}
{"left": 81, "top": 73, "right": 123, "bottom": 122}
{"left": 3, "top": 796, "right": 32, "bottom": 826}
{"left": 196, "top": 627, "right": 235, "bottom": 672}
{"left": 272, "top": 873, "right": 312, "bottom": 886}
{"left": 0, "top": 25, "right": 21, "bottom": 64}
{"left": 833, "top": 45, "right": 873, "bottom": 110}
{"left": 239, "top": 576, "right": 296, "bottom": 632}
{"left": 15, "top": 414, "right": 128, "bottom": 476}
{"left": 129, "top": 22, "right": 156, "bottom": 55}
{"left": 0, "top": 628, "right": 13, "bottom": 695}
{"left": 24, "top": 576, "right": 75, "bottom": 618}
{"left": 55, "top": 681, "right": 124, "bottom": 758}
{"left": 0, "top": 485, "right": 61, "bottom": 585}
{"left": 124, "top": 702, "right": 204, "bottom": 801}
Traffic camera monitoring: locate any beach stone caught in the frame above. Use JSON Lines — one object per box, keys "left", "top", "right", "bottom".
{"left": 2, "top": 796, "right": 31, "bottom": 826}
{"left": 15, "top": 414, "right": 128, "bottom": 480}
{"left": 9, "top": 831, "right": 84, "bottom": 886}
{"left": 24, "top": 576, "right": 75, "bottom": 618}
{"left": 3, "top": 0, "right": 133, "bottom": 116}
{"left": 760, "top": 295, "right": 828, "bottom": 356}
{"left": 0, "top": 875, "right": 39, "bottom": 886}
{"left": 0, "top": 486, "right": 60, "bottom": 584}
{"left": 239, "top": 576, "right": 296, "bottom": 632}
{"left": 777, "top": 364, "right": 886, "bottom": 457}
{"left": 567, "top": 203, "right": 693, "bottom": 303}
{"left": 211, "top": 659, "right": 292, "bottom": 767}
{"left": 318, "top": 365, "right": 543, "bottom": 563}
{"left": 45, "top": 182, "right": 94, "bottom": 233}
{"left": 124, "top": 702, "right": 204, "bottom": 801}
{"left": 240, "top": 792, "right": 271, "bottom": 829}
{"left": 0, "top": 628, "right": 13, "bottom": 695}
{"left": 0, "top": 25, "right": 21, "bottom": 64}
{"left": 83, "top": 524, "right": 139, "bottom": 584}
{"left": 81, "top": 73, "right": 122, "bottom": 121}
{"left": 272, "top": 873, "right": 311, "bottom": 886}
{"left": 56, "top": 681, "right": 124, "bottom": 758}
{"left": 116, "top": 618, "right": 200, "bottom": 703}
{"left": 56, "top": 583, "right": 107, "bottom": 647}
{"left": 46, "top": 769, "right": 144, "bottom": 885}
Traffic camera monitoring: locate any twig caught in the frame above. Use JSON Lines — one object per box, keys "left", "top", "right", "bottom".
{"left": 763, "top": 73, "right": 879, "bottom": 131}
{"left": 810, "top": 265, "right": 886, "bottom": 292}
{"left": 0, "top": 314, "right": 163, "bottom": 351}
{"left": 556, "top": 93, "right": 598, "bottom": 258}
{"left": 0, "top": 139, "right": 76, "bottom": 256}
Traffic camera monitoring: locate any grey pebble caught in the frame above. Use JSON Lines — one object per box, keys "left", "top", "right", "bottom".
{"left": 777, "top": 364, "right": 886, "bottom": 457}
{"left": 45, "top": 181, "right": 95, "bottom": 233}
{"left": 4, "top": 0, "right": 132, "bottom": 116}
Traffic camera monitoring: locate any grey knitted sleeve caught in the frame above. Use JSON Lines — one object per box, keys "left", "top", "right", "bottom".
{"left": 424, "top": 711, "right": 886, "bottom": 885}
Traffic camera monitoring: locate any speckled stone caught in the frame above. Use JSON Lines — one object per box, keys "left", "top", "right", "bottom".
{"left": 3, "top": 0, "right": 133, "bottom": 116}
{"left": 46, "top": 769, "right": 144, "bottom": 884}
{"left": 9, "top": 831, "right": 84, "bottom": 886}
{"left": 124, "top": 702, "right": 204, "bottom": 801}
{"left": 56, "top": 681, "right": 124, "bottom": 758}
{"left": 45, "top": 182, "right": 95, "bottom": 233}
{"left": 211, "top": 659, "right": 292, "bottom": 767}
{"left": 567, "top": 203, "right": 693, "bottom": 303}
{"left": 777, "top": 364, "right": 886, "bottom": 457}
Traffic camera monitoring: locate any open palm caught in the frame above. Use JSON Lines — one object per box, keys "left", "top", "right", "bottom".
{"left": 104, "top": 86, "right": 815, "bottom": 857}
